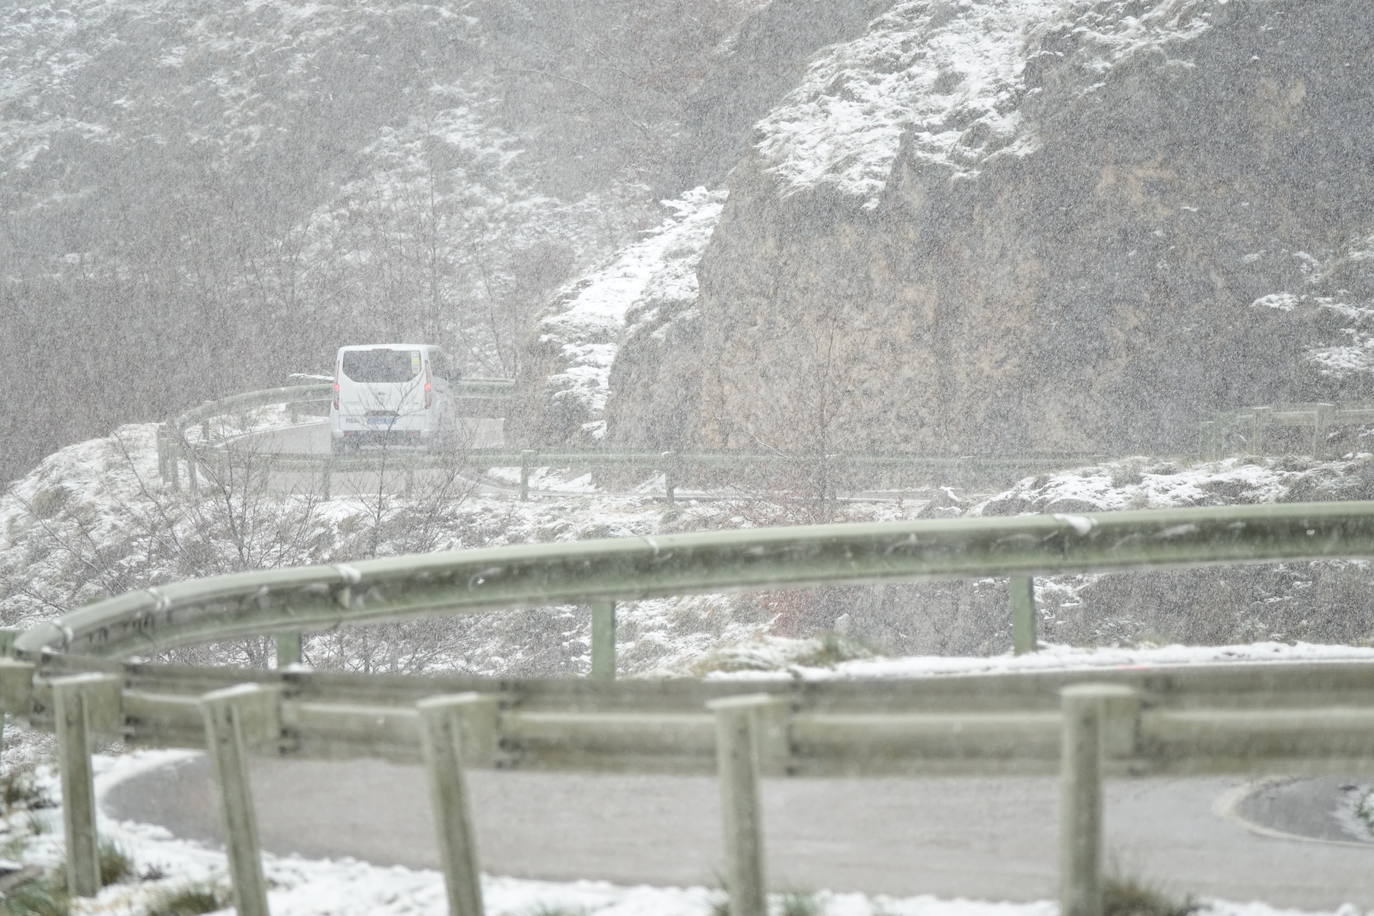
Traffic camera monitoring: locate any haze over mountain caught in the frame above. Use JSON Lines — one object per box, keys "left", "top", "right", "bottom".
{"left": 4, "top": 0, "right": 1373, "bottom": 483}
{"left": 1, "top": 0, "right": 877, "bottom": 481}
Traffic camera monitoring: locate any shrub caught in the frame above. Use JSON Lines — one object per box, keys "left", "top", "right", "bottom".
{"left": 779, "top": 891, "right": 824, "bottom": 916}
{"left": 792, "top": 630, "right": 872, "bottom": 668}
{"left": 0, "top": 874, "right": 70, "bottom": 916}
{"left": 29, "top": 486, "right": 70, "bottom": 521}
{"left": 0, "top": 768, "right": 52, "bottom": 814}
{"left": 708, "top": 890, "right": 825, "bottom": 916}
{"left": 98, "top": 839, "right": 135, "bottom": 887}
{"left": 1103, "top": 876, "right": 1197, "bottom": 916}
{"left": 140, "top": 861, "right": 169, "bottom": 882}
{"left": 145, "top": 881, "right": 225, "bottom": 916}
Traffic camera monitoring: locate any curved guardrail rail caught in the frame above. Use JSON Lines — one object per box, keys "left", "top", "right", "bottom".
{"left": 1200, "top": 400, "right": 1374, "bottom": 458}
{"left": 14, "top": 501, "right": 1374, "bottom": 661}
{"left": 6, "top": 503, "right": 1374, "bottom": 914}
{"left": 157, "top": 383, "right": 1111, "bottom": 500}
{"left": 163, "top": 386, "right": 1374, "bottom": 505}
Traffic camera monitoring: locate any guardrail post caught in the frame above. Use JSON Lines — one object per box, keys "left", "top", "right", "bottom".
{"left": 1249, "top": 407, "right": 1270, "bottom": 453}
{"left": 418, "top": 694, "right": 498, "bottom": 916}
{"left": 405, "top": 467, "right": 416, "bottom": 498}
{"left": 200, "top": 684, "right": 283, "bottom": 916}
{"left": 52, "top": 674, "right": 122, "bottom": 897}
{"left": 168, "top": 444, "right": 182, "bottom": 492}
{"left": 707, "top": 695, "right": 780, "bottom": 916}
{"left": 519, "top": 450, "right": 536, "bottom": 501}
{"left": 1060, "top": 683, "right": 1132, "bottom": 916}
{"left": 662, "top": 451, "right": 678, "bottom": 504}
{"left": 200, "top": 419, "right": 211, "bottom": 442}
{"left": 590, "top": 601, "right": 616, "bottom": 680}
{"left": 1313, "top": 403, "right": 1335, "bottom": 457}
{"left": 187, "top": 448, "right": 200, "bottom": 495}
{"left": 1010, "top": 576, "right": 1038, "bottom": 654}
{"left": 156, "top": 427, "right": 169, "bottom": 481}
{"left": 320, "top": 463, "right": 332, "bottom": 500}
{"left": 0, "top": 659, "right": 36, "bottom": 771}
{"left": 1197, "top": 420, "right": 1218, "bottom": 460}
{"left": 275, "top": 633, "right": 303, "bottom": 669}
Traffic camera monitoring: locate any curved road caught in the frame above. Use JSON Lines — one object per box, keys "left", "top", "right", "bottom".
{"left": 104, "top": 757, "right": 1373, "bottom": 908}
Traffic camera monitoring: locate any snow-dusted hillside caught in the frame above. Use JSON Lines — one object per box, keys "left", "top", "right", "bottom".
{"left": 6, "top": 426, "right": 1374, "bottom": 915}
{"left": 516, "top": 187, "right": 726, "bottom": 444}
{"left": 583, "top": 0, "right": 1374, "bottom": 461}
{"left": 1, "top": 0, "right": 832, "bottom": 482}
{"left": 0, "top": 423, "right": 886, "bottom": 675}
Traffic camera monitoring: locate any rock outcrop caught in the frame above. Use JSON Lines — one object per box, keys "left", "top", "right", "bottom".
{"left": 607, "top": 0, "right": 1374, "bottom": 456}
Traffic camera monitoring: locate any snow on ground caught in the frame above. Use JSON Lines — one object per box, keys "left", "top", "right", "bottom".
{"left": 7, "top": 640, "right": 1374, "bottom": 916}
{"left": 712, "top": 638, "right": 1374, "bottom": 682}
{"left": 6, "top": 423, "right": 1374, "bottom": 911}
{"left": 753, "top": 0, "right": 1219, "bottom": 205}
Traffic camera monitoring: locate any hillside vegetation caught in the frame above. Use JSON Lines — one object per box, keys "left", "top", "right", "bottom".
{"left": 1, "top": 0, "right": 874, "bottom": 481}
{"left": 6, "top": 1, "right": 1374, "bottom": 663}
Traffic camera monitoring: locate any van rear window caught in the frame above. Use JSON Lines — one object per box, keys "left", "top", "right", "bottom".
{"left": 341, "top": 349, "right": 421, "bottom": 383}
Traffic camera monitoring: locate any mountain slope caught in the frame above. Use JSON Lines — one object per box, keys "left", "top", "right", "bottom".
{"left": 601, "top": 0, "right": 1374, "bottom": 457}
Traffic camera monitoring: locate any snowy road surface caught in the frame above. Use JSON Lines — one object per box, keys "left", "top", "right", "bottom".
{"left": 235, "top": 418, "right": 513, "bottom": 497}
{"left": 104, "top": 755, "right": 1374, "bottom": 909}
{"left": 246, "top": 417, "right": 506, "bottom": 454}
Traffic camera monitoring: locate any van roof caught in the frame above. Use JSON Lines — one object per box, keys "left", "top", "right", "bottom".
{"left": 336, "top": 343, "right": 440, "bottom": 352}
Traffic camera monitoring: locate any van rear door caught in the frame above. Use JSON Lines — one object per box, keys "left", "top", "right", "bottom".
{"left": 338, "top": 347, "right": 426, "bottom": 425}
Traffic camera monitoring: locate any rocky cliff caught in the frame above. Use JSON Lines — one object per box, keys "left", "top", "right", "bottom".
{"left": 605, "top": 0, "right": 1374, "bottom": 457}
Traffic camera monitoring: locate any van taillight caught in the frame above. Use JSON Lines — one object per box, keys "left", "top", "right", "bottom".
{"left": 424, "top": 366, "right": 433, "bottom": 408}
{"left": 332, "top": 380, "right": 340, "bottom": 411}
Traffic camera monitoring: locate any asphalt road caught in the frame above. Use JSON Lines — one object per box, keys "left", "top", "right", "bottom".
{"left": 103, "top": 757, "right": 1374, "bottom": 908}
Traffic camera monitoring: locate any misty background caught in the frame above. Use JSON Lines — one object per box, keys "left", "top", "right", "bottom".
{"left": 4, "top": 0, "right": 1374, "bottom": 483}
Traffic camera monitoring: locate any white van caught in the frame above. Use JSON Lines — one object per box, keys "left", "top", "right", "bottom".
{"left": 329, "top": 344, "right": 459, "bottom": 454}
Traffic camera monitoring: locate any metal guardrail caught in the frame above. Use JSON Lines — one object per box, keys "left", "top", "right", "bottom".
{"left": 1199, "top": 401, "right": 1374, "bottom": 458}
{"left": 163, "top": 388, "right": 1374, "bottom": 505}
{"left": 5, "top": 503, "right": 1374, "bottom": 914}
{"left": 156, "top": 383, "right": 1110, "bottom": 500}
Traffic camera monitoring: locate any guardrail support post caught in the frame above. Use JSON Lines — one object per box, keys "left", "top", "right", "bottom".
{"left": 168, "top": 445, "right": 182, "bottom": 492}
{"left": 1059, "top": 684, "right": 1125, "bottom": 916}
{"left": 0, "top": 657, "right": 34, "bottom": 768}
{"left": 156, "top": 428, "right": 169, "bottom": 481}
{"left": 52, "top": 674, "right": 122, "bottom": 898}
{"left": 1313, "top": 403, "right": 1335, "bottom": 457}
{"left": 662, "top": 451, "right": 678, "bottom": 504}
{"left": 1249, "top": 407, "right": 1270, "bottom": 454}
{"left": 1010, "top": 576, "right": 1038, "bottom": 655}
{"left": 1197, "top": 420, "right": 1217, "bottom": 460}
{"left": 707, "top": 695, "right": 779, "bottom": 916}
{"left": 275, "top": 633, "right": 303, "bottom": 669}
{"left": 519, "top": 450, "right": 536, "bottom": 501}
{"left": 418, "top": 694, "right": 496, "bottom": 916}
{"left": 201, "top": 684, "right": 283, "bottom": 916}
{"left": 321, "top": 463, "right": 332, "bottom": 500}
{"left": 590, "top": 601, "right": 616, "bottom": 680}
{"left": 187, "top": 449, "right": 200, "bottom": 494}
